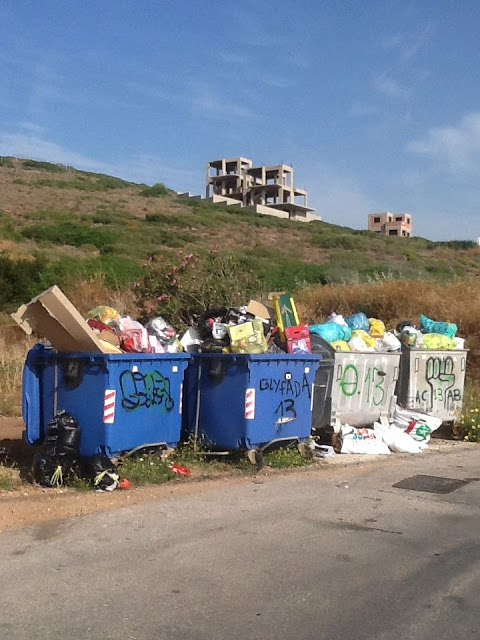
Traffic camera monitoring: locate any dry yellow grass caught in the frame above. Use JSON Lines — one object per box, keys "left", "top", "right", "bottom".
{"left": 63, "top": 274, "right": 136, "bottom": 316}
{"left": 296, "top": 279, "right": 480, "bottom": 375}
{"left": 0, "top": 333, "right": 36, "bottom": 416}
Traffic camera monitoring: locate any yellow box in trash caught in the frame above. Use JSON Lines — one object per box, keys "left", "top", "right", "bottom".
{"left": 229, "top": 320, "right": 268, "bottom": 354}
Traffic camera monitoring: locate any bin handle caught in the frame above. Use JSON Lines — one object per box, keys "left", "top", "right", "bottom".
{"left": 414, "top": 358, "right": 419, "bottom": 374}
{"left": 393, "top": 366, "right": 399, "bottom": 381}
{"left": 336, "top": 364, "right": 343, "bottom": 381}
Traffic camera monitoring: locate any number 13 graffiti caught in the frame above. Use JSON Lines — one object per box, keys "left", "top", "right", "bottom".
{"left": 339, "top": 364, "right": 386, "bottom": 407}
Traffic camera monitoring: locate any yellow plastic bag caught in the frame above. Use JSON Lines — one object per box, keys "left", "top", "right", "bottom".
{"left": 351, "top": 330, "right": 376, "bottom": 348}
{"left": 331, "top": 340, "right": 351, "bottom": 352}
{"left": 369, "top": 318, "right": 385, "bottom": 338}
{"left": 87, "top": 305, "right": 120, "bottom": 327}
{"left": 422, "top": 333, "right": 456, "bottom": 350}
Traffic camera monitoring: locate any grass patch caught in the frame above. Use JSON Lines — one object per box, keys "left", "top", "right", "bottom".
{"left": 263, "top": 444, "right": 314, "bottom": 468}
{"left": 455, "top": 378, "right": 480, "bottom": 442}
{"left": 119, "top": 455, "right": 174, "bottom": 485}
{"left": 0, "top": 156, "right": 14, "bottom": 168}
{"left": 21, "top": 222, "right": 118, "bottom": 249}
{"left": 0, "top": 470, "right": 21, "bottom": 491}
{"left": 25, "top": 174, "right": 133, "bottom": 192}
{"left": 145, "top": 212, "right": 179, "bottom": 225}
{"left": 21, "top": 159, "right": 69, "bottom": 172}
{"left": 140, "top": 183, "right": 169, "bottom": 197}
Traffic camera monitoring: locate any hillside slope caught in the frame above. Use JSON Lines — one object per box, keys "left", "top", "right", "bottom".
{"left": 1, "top": 157, "right": 479, "bottom": 312}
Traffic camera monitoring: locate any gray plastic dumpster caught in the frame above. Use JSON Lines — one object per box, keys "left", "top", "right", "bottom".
{"left": 396, "top": 344, "right": 467, "bottom": 422}
{"left": 311, "top": 336, "right": 401, "bottom": 432}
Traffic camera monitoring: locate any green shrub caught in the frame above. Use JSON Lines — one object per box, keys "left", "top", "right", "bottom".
{"left": 21, "top": 159, "right": 69, "bottom": 172}
{"left": 21, "top": 222, "right": 118, "bottom": 249}
{"left": 145, "top": 213, "right": 178, "bottom": 225}
{"left": 312, "top": 234, "right": 362, "bottom": 249}
{"left": 0, "top": 253, "right": 49, "bottom": 308}
{"left": 140, "top": 183, "right": 169, "bottom": 197}
{"left": 135, "top": 250, "right": 261, "bottom": 327}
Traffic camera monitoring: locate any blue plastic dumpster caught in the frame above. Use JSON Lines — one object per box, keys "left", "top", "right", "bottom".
{"left": 22, "top": 344, "right": 190, "bottom": 457}
{"left": 183, "top": 353, "right": 322, "bottom": 452}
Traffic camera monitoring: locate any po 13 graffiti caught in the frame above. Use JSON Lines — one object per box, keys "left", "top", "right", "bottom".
{"left": 119, "top": 370, "right": 174, "bottom": 413}
{"left": 339, "top": 364, "right": 386, "bottom": 407}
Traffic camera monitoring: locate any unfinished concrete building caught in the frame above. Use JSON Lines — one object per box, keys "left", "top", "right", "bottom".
{"left": 368, "top": 212, "right": 412, "bottom": 237}
{"left": 205, "top": 157, "right": 316, "bottom": 222}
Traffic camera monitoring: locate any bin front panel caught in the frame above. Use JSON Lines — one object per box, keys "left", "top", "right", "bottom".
{"left": 330, "top": 352, "right": 401, "bottom": 428}
{"left": 103, "top": 357, "right": 189, "bottom": 455}
{"left": 23, "top": 347, "right": 190, "bottom": 457}
{"left": 189, "top": 354, "right": 321, "bottom": 450}
{"left": 399, "top": 348, "right": 467, "bottom": 422}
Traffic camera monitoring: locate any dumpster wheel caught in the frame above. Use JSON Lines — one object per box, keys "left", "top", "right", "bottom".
{"left": 247, "top": 449, "right": 264, "bottom": 469}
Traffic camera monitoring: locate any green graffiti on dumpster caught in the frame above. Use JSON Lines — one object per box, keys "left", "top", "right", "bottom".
{"left": 339, "top": 365, "right": 386, "bottom": 407}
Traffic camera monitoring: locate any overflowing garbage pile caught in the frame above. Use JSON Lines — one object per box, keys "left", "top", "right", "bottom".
{"left": 396, "top": 314, "right": 465, "bottom": 350}
{"left": 308, "top": 311, "right": 465, "bottom": 353}
{"left": 86, "top": 295, "right": 313, "bottom": 356}
{"left": 309, "top": 311, "right": 401, "bottom": 352}
{"left": 86, "top": 305, "right": 182, "bottom": 354}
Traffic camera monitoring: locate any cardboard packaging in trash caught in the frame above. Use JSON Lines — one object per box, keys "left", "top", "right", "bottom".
{"left": 11, "top": 285, "right": 110, "bottom": 353}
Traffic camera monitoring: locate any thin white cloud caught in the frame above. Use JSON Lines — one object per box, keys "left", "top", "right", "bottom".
{"left": 382, "top": 23, "right": 434, "bottom": 62}
{"left": 407, "top": 112, "right": 480, "bottom": 174}
{"left": 0, "top": 132, "right": 112, "bottom": 172}
{"left": 373, "top": 73, "right": 410, "bottom": 101}
{"left": 192, "top": 86, "right": 256, "bottom": 120}
{"left": 0, "top": 130, "right": 199, "bottom": 191}
{"left": 113, "top": 153, "right": 198, "bottom": 192}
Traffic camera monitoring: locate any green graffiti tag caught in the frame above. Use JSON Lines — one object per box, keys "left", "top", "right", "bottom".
{"left": 339, "top": 364, "right": 386, "bottom": 407}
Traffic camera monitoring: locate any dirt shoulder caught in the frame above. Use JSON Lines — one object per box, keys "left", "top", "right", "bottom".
{"left": 0, "top": 417, "right": 475, "bottom": 534}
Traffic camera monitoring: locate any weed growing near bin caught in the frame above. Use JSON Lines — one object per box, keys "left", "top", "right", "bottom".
{"left": 456, "top": 379, "right": 480, "bottom": 442}
{"left": 119, "top": 455, "right": 174, "bottom": 486}
{"left": 263, "top": 445, "right": 314, "bottom": 469}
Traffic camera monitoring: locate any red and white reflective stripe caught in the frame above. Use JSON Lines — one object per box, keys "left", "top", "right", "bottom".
{"left": 179, "top": 383, "right": 183, "bottom": 414}
{"left": 245, "top": 388, "right": 255, "bottom": 420}
{"left": 103, "top": 389, "right": 116, "bottom": 424}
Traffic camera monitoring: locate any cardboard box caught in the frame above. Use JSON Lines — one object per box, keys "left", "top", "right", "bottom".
{"left": 11, "top": 285, "right": 110, "bottom": 353}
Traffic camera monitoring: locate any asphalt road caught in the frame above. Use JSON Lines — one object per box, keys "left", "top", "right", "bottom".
{"left": 0, "top": 442, "right": 479, "bottom": 640}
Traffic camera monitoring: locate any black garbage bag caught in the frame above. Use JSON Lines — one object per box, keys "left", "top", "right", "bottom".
{"left": 32, "top": 411, "right": 81, "bottom": 487}
{"left": 196, "top": 307, "right": 228, "bottom": 339}
{"left": 81, "top": 455, "right": 119, "bottom": 492}
{"left": 32, "top": 452, "right": 80, "bottom": 487}
{"left": 45, "top": 410, "right": 81, "bottom": 457}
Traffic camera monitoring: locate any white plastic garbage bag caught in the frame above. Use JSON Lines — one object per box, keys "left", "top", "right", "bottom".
{"left": 374, "top": 422, "right": 422, "bottom": 454}
{"left": 392, "top": 406, "right": 442, "bottom": 446}
{"left": 339, "top": 425, "right": 391, "bottom": 455}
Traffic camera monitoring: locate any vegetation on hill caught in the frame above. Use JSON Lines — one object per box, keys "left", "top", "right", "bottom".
{"left": 0, "top": 157, "right": 479, "bottom": 435}
{"left": 1, "top": 156, "right": 480, "bottom": 315}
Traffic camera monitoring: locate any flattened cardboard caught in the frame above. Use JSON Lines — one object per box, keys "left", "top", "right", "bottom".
{"left": 11, "top": 285, "right": 108, "bottom": 353}
{"left": 246, "top": 299, "right": 270, "bottom": 321}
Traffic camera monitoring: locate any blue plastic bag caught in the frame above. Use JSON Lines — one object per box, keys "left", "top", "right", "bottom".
{"left": 309, "top": 322, "right": 352, "bottom": 343}
{"left": 345, "top": 312, "right": 370, "bottom": 332}
{"left": 420, "top": 314, "right": 457, "bottom": 339}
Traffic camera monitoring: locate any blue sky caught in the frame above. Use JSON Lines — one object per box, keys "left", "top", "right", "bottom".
{"left": 1, "top": 1, "right": 479, "bottom": 240}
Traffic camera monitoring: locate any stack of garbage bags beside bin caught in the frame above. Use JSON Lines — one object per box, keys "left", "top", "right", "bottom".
{"left": 14, "top": 285, "right": 469, "bottom": 489}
